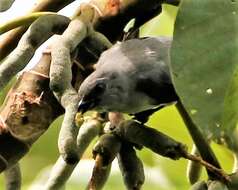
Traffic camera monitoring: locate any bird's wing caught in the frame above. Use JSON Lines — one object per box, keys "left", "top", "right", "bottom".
{"left": 129, "top": 37, "right": 178, "bottom": 105}
{"left": 132, "top": 73, "right": 178, "bottom": 123}
{"left": 131, "top": 105, "right": 165, "bottom": 124}
{"left": 135, "top": 74, "right": 178, "bottom": 105}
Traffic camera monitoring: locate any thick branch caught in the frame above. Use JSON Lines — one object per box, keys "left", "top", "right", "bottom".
{"left": 0, "top": 53, "right": 63, "bottom": 172}
{"left": 49, "top": 5, "right": 102, "bottom": 163}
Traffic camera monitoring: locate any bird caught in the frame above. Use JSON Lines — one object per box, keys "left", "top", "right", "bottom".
{"left": 78, "top": 37, "right": 178, "bottom": 123}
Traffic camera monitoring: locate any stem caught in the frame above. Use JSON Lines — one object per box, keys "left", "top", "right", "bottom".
{"left": 50, "top": 14, "right": 89, "bottom": 164}
{"left": 44, "top": 156, "right": 75, "bottom": 190}
{"left": 113, "top": 119, "right": 229, "bottom": 183}
{"left": 0, "top": 12, "right": 58, "bottom": 35}
{"left": 176, "top": 100, "right": 221, "bottom": 180}
{"left": 49, "top": 4, "right": 113, "bottom": 164}
{"left": 4, "top": 163, "right": 21, "bottom": 190}
{"left": 183, "top": 152, "right": 230, "bottom": 183}
{"left": 186, "top": 144, "right": 202, "bottom": 184}
{"left": 44, "top": 116, "right": 102, "bottom": 190}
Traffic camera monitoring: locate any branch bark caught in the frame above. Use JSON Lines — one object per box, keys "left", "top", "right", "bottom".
{"left": 0, "top": 52, "right": 63, "bottom": 172}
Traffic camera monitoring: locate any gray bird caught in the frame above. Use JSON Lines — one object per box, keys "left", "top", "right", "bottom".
{"left": 78, "top": 37, "right": 178, "bottom": 123}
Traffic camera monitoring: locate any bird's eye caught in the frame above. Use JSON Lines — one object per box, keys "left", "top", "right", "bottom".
{"left": 82, "top": 81, "right": 106, "bottom": 102}
{"left": 94, "top": 82, "right": 106, "bottom": 94}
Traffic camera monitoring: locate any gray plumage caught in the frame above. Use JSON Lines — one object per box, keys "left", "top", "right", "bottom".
{"left": 78, "top": 37, "right": 178, "bottom": 116}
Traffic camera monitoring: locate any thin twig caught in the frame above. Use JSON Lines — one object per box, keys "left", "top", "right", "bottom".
{"left": 183, "top": 152, "right": 231, "bottom": 183}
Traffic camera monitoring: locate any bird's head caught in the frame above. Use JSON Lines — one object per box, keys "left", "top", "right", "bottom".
{"left": 78, "top": 73, "right": 107, "bottom": 113}
{"left": 78, "top": 70, "right": 126, "bottom": 114}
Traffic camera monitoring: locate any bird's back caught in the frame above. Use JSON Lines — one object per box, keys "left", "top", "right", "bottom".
{"left": 118, "top": 37, "right": 177, "bottom": 106}
{"left": 96, "top": 37, "right": 172, "bottom": 76}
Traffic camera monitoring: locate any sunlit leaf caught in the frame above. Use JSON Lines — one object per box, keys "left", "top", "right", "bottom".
{"left": 140, "top": 4, "right": 178, "bottom": 37}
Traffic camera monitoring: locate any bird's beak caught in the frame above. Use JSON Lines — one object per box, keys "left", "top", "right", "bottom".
{"left": 78, "top": 98, "right": 95, "bottom": 114}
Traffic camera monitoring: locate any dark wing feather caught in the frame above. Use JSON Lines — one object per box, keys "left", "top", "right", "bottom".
{"left": 135, "top": 74, "right": 178, "bottom": 105}
{"left": 133, "top": 71, "right": 178, "bottom": 123}
{"left": 131, "top": 105, "right": 165, "bottom": 124}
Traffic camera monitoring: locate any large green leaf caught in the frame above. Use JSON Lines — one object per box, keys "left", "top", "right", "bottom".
{"left": 171, "top": 0, "right": 238, "bottom": 140}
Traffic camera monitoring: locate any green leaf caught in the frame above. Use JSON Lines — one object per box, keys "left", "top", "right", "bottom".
{"left": 140, "top": 4, "right": 178, "bottom": 37}
{"left": 171, "top": 0, "right": 238, "bottom": 140}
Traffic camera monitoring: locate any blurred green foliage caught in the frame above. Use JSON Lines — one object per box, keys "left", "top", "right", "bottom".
{"left": 0, "top": 4, "right": 235, "bottom": 190}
